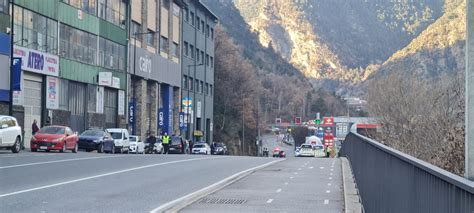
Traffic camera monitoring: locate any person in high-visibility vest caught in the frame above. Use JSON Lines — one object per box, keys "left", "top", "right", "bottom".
{"left": 162, "top": 132, "right": 170, "bottom": 154}
{"left": 326, "top": 146, "right": 331, "bottom": 158}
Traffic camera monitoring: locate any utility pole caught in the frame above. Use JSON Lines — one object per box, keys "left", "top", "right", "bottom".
{"left": 241, "top": 94, "right": 245, "bottom": 156}
{"left": 8, "top": 0, "right": 14, "bottom": 116}
{"left": 466, "top": 0, "right": 474, "bottom": 180}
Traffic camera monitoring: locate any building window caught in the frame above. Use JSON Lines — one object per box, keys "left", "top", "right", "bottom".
{"left": 64, "top": 0, "right": 96, "bottom": 15}
{"left": 196, "top": 17, "right": 200, "bottom": 30}
{"left": 184, "top": 42, "right": 188, "bottom": 56}
{"left": 183, "top": 75, "right": 187, "bottom": 89}
{"left": 131, "top": 21, "right": 141, "bottom": 39}
{"left": 98, "top": 0, "right": 126, "bottom": 28}
{"left": 146, "top": 29, "right": 155, "bottom": 46}
{"left": 210, "top": 56, "right": 214, "bottom": 68}
{"left": 190, "top": 45, "right": 195, "bottom": 59}
{"left": 206, "top": 54, "right": 209, "bottom": 66}
{"left": 60, "top": 23, "right": 98, "bottom": 65}
{"left": 211, "top": 28, "right": 214, "bottom": 39}
{"left": 195, "top": 79, "right": 199, "bottom": 92}
{"left": 0, "top": 0, "right": 8, "bottom": 14}
{"left": 190, "top": 11, "right": 195, "bottom": 26}
{"left": 59, "top": 79, "right": 69, "bottom": 110}
{"left": 98, "top": 37, "right": 125, "bottom": 71}
{"left": 200, "top": 81, "right": 203, "bottom": 94}
{"left": 210, "top": 84, "right": 213, "bottom": 96}
{"left": 201, "top": 51, "right": 204, "bottom": 64}
{"left": 161, "top": 0, "right": 170, "bottom": 8}
{"left": 87, "top": 84, "right": 97, "bottom": 112}
{"left": 189, "top": 77, "right": 193, "bottom": 91}
{"left": 205, "top": 83, "right": 209, "bottom": 95}
{"left": 14, "top": 7, "right": 58, "bottom": 54}
{"left": 206, "top": 24, "right": 210, "bottom": 37}
{"left": 160, "top": 36, "right": 169, "bottom": 52}
{"left": 172, "top": 3, "right": 180, "bottom": 16}
{"left": 196, "top": 48, "right": 200, "bottom": 61}
{"left": 184, "top": 8, "right": 189, "bottom": 22}
{"left": 172, "top": 42, "right": 179, "bottom": 57}
{"left": 201, "top": 21, "right": 205, "bottom": 33}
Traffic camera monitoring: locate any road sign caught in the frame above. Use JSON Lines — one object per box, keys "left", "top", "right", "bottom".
{"left": 179, "top": 112, "right": 186, "bottom": 130}
{"left": 128, "top": 99, "right": 136, "bottom": 135}
{"left": 295, "top": 117, "right": 302, "bottom": 125}
{"left": 158, "top": 108, "right": 164, "bottom": 128}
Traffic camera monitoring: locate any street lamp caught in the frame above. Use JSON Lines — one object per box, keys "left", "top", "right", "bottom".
{"left": 186, "top": 63, "right": 203, "bottom": 141}
{"left": 131, "top": 31, "right": 155, "bottom": 135}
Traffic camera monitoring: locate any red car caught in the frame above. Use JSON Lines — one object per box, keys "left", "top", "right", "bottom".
{"left": 30, "top": 126, "right": 79, "bottom": 153}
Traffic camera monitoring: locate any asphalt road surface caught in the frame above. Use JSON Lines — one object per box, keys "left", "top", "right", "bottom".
{"left": 182, "top": 157, "right": 343, "bottom": 213}
{"left": 0, "top": 151, "right": 276, "bottom": 212}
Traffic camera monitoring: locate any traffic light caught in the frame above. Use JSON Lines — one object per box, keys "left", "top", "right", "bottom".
{"left": 315, "top": 119, "right": 321, "bottom": 125}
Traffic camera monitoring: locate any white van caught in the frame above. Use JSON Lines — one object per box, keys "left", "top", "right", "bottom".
{"left": 106, "top": 128, "right": 130, "bottom": 154}
{"left": 0, "top": 115, "right": 22, "bottom": 153}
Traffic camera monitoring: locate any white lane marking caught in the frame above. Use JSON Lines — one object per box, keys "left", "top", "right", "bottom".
{"left": 0, "top": 155, "right": 124, "bottom": 169}
{"left": 150, "top": 159, "right": 284, "bottom": 213}
{"left": 294, "top": 172, "right": 298, "bottom": 175}
{"left": 284, "top": 182, "right": 289, "bottom": 185}
{"left": 298, "top": 168, "right": 302, "bottom": 170}
{"left": 330, "top": 169, "right": 334, "bottom": 172}
{"left": 329, "top": 177, "right": 333, "bottom": 180}
{"left": 309, "top": 166, "right": 314, "bottom": 169}
{"left": 330, "top": 173, "right": 333, "bottom": 176}
{"left": 324, "top": 199, "right": 329, "bottom": 204}
{"left": 326, "top": 190, "right": 330, "bottom": 193}
{"left": 290, "top": 176, "right": 294, "bottom": 179}
{"left": 276, "top": 188, "right": 282, "bottom": 193}
{"left": 328, "top": 183, "right": 332, "bottom": 186}
{"left": 0, "top": 157, "right": 219, "bottom": 198}
{"left": 267, "top": 199, "right": 274, "bottom": 204}
{"left": 320, "top": 167, "right": 324, "bottom": 169}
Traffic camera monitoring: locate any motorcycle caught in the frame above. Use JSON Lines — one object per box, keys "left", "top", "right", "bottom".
{"left": 144, "top": 142, "right": 163, "bottom": 154}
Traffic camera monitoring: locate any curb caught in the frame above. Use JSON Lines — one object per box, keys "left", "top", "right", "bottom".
{"left": 341, "top": 157, "right": 363, "bottom": 213}
{"left": 150, "top": 158, "right": 286, "bottom": 213}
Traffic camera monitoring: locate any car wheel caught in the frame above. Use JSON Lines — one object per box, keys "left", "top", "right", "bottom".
{"left": 72, "top": 144, "right": 78, "bottom": 153}
{"left": 98, "top": 144, "right": 104, "bottom": 153}
{"left": 60, "top": 143, "right": 66, "bottom": 153}
{"left": 86, "top": 149, "right": 93, "bottom": 152}
{"left": 111, "top": 145, "right": 115, "bottom": 154}
{"left": 11, "top": 137, "right": 21, "bottom": 153}
{"left": 119, "top": 147, "right": 123, "bottom": 154}
{"left": 125, "top": 147, "right": 129, "bottom": 154}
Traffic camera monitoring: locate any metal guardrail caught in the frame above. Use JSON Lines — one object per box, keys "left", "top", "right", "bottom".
{"left": 340, "top": 132, "right": 474, "bottom": 213}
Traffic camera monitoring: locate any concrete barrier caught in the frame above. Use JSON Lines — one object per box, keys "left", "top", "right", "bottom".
{"left": 341, "top": 157, "right": 363, "bottom": 213}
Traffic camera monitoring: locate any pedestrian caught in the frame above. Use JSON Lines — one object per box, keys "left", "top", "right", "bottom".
{"left": 146, "top": 131, "right": 156, "bottom": 154}
{"left": 189, "top": 139, "right": 194, "bottom": 154}
{"left": 162, "top": 132, "right": 170, "bottom": 154}
{"left": 32, "top": 119, "right": 39, "bottom": 135}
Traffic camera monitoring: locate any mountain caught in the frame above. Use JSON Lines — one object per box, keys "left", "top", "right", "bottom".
{"left": 232, "top": 0, "right": 445, "bottom": 81}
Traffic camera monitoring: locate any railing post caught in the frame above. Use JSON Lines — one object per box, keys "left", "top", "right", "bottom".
{"left": 466, "top": 0, "right": 474, "bottom": 180}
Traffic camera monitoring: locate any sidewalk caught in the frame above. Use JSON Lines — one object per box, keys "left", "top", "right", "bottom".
{"left": 181, "top": 157, "right": 344, "bottom": 213}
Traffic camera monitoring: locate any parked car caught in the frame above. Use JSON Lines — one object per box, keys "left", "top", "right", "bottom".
{"left": 294, "top": 147, "right": 301, "bottom": 157}
{"left": 129, "top": 135, "right": 146, "bottom": 154}
{"left": 192, "top": 143, "right": 211, "bottom": 155}
{"left": 30, "top": 126, "right": 78, "bottom": 153}
{"left": 106, "top": 128, "right": 130, "bottom": 154}
{"left": 211, "top": 142, "right": 227, "bottom": 155}
{"left": 298, "top": 144, "right": 315, "bottom": 157}
{"left": 0, "top": 115, "right": 22, "bottom": 153}
{"left": 78, "top": 129, "right": 113, "bottom": 153}
{"left": 168, "top": 136, "right": 185, "bottom": 154}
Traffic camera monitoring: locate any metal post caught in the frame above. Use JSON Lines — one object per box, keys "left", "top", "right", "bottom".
{"left": 187, "top": 65, "right": 191, "bottom": 141}
{"left": 466, "top": 0, "right": 474, "bottom": 180}
{"left": 242, "top": 95, "right": 245, "bottom": 156}
{"left": 8, "top": 0, "right": 14, "bottom": 116}
{"left": 132, "top": 35, "right": 137, "bottom": 135}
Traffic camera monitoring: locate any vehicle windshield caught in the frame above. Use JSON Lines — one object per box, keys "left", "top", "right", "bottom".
{"left": 171, "top": 137, "right": 181, "bottom": 143}
{"left": 37, "top": 126, "right": 65, "bottom": 134}
{"left": 80, "top": 130, "right": 103, "bottom": 137}
{"left": 194, "top": 144, "right": 205, "bottom": 148}
{"left": 215, "top": 143, "right": 224, "bottom": 147}
{"left": 110, "top": 132, "right": 123, "bottom": 139}
{"left": 129, "top": 136, "right": 137, "bottom": 142}
{"left": 301, "top": 145, "right": 312, "bottom": 149}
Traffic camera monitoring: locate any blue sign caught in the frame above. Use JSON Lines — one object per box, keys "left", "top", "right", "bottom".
{"left": 158, "top": 108, "right": 165, "bottom": 128}
{"left": 12, "top": 57, "right": 22, "bottom": 91}
{"left": 129, "top": 99, "right": 136, "bottom": 135}
{"left": 179, "top": 112, "right": 186, "bottom": 130}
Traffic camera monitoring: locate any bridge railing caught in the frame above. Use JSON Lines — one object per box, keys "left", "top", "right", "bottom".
{"left": 340, "top": 132, "right": 474, "bottom": 213}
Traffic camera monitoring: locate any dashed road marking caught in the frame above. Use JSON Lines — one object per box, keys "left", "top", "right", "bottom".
{"left": 326, "top": 190, "right": 330, "bottom": 193}
{"left": 329, "top": 177, "right": 333, "bottom": 180}
{"left": 328, "top": 183, "right": 332, "bottom": 186}
{"left": 294, "top": 172, "right": 298, "bottom": 175}
{"left": 320, "top": 167, "right": 325, "bottom": 169}
{"left": 284, "top": 182, "right": 289, "bottom": 185}
{"left": 330, "top": 173, "right": 333, "bottom": 176}
{"left": 298, "top": 168, "right": 302, "bottom": 170}
{"left": 309, "top": 166, "right": 314, "bottom": 169}
{"left": 324, "top": 199, "right": 329, "bottom": 204}
{"left": 276, "top": 188, "right": 282, "bottom": 193}
{"left": 330, "top": 169, "right": 334, "bottom": 172}
{"left": 267, "top": 199, "right": 274, "bottom": 204}
{"left": 290, "top": 176, "right": 294, "bottom": 179}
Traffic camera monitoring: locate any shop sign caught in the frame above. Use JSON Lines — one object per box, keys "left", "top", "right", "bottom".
{"left": 46, "top": 76, "right": 59, "bottom": 109}
{"left": 98, "top": 72, "right": 112, "bottom": 86}
{"left": 112, "top": 77, "right": 120, "bottom": 89}
{"left": 13, "top": 45, "right": 59, "bottom": 76}
{"left": 118, "top": 90, "right": 125, "bottom": 115}
{"left": 196, "top": 101, "right": 202, "bottom": 118}
{"left": 96, "top": 86, "right": 104, "bottom": 113}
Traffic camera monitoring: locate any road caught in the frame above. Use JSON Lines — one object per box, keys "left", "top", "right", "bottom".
{"left": 0, "top": 151, "right": 276, "bottom": 212}
{"left": 0, "top": 137, "right": 343, "bottom": 213}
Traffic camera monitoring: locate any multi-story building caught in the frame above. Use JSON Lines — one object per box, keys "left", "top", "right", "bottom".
{"left": 0, "top": 0, "right": 11, "bottom": 115}
{"left": 182, "top": 0, "right": 217, "bottom": 143}
{"left": 128, "top": 0, "right": 185, "bottom": 140}
{"left": 2, "top": 0, "right": 128, "bottom": 148}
